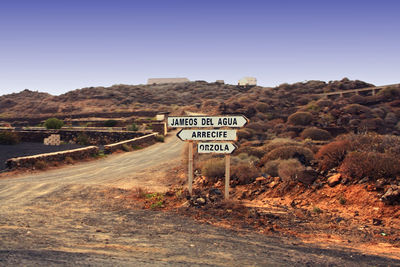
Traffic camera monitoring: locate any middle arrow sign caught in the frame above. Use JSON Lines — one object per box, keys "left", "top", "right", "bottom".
{"left": 177, "top": 129, "right": 237, "bottom": 141}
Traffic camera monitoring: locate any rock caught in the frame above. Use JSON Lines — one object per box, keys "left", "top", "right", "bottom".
{"left": 297, "top": 169, "right": 318, "bottom": 185}
{"left": 208, "top": 188, "right": 222, "bottom": 202}
{"left": 381, "top": 187, "right": 400, "bottom": 204}
{"left": 372, "top": 218, "right": 383, "bottom": 226}
{"left": 375, "top": 178, "right": 386, "bottom": 189}
{"left": 328, "top": 173, "right": 341, "bottom": 187}
{"left": 268, "top": 181, "right": 278, "bottom": 188}
{"left": 195, "top": 197, "right": 206, "bottom": 206}
{"left": 358, "top": 177, "right": 369, "bottom": 184}
{"left": 256, "top": 177, "right": 266, "bottom": 182}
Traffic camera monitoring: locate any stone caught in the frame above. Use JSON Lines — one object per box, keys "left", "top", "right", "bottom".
{"left": 195, "top": 197, "right": 206, "bottom": 206}
{"left": 256, "top": 177, "right": 266, "bottom": 182}
{"left": 328, "top": 173, "right": 341, "bottom": 187}
{"left": 372, "top": 218, "right": 383, "bottom": 226}
{"left": 375, "top": 178, "right": 386, "bottom": 189}
{"left": 381, "top": 188, "right": 400, "bottom": 204}
{"left": 297, "top": 169, "right": 318, "bottom": 185}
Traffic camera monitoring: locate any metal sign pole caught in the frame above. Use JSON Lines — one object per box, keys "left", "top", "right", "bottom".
{"left": 188, "top": 141, "right": 194, "bottom": 195}
{"left": 225, "top": 154, "right": 230, "bottom": 199}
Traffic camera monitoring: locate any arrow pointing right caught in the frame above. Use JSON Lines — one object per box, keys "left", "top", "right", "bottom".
{"left": 197, "top": 142, "right": 237, "bottom": 154}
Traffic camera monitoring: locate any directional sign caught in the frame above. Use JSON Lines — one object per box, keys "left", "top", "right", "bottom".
{"left": 177, "top": 129, "right": 237, "bottom": 141}
{"left": 168, "top": 115, "right": 248, "bottom": 128}
{"left": 197, "top": 142, "right": 237, "bottom": 154}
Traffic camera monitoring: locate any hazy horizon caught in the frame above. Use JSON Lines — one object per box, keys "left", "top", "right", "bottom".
{"left": 1, "top": 0, "right": 399, "bottom": 95}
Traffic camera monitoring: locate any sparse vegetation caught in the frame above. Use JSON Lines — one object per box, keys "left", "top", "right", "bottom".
{"left": 300, "top": 127, "right": 332, "bottom": 141}
{"left": 201, "top": 158, "right": 225, "bottom": 182}
{"left": 34, "top": 160, "right": 47, "bottom": 170}
{"left": 155, "top": 135, "right": 164, "bottom": 142}
{"left": 104, "top": 119, "right": 118, "bottom": 127}
{"left": 287, "top": 112, "right": 313, "bottom": 126}
{"left": 77, "top": 133, "right": 90, "bottom": 145}
{"left": 0, "top": 131, "right": 20, "bottom": 145}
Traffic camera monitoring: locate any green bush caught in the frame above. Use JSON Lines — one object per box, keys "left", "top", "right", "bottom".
{"left": 0, "top": 131, "right": 20, "bottom": 145}
{"left": 104, "top": 120, "right": 118, "bottom": 127}
{"left": 77, "top": 133, "right": 90, "bottom": 145}
{"left": 44, "top": 118, "right": 64, "bottom": 129}
{"left": 122, "top": 144, "right": 132, "bottom": 152}
{"left": 300, "top": 127, "right": 332, "bottom": 141}
{"left": 155, "top": 135, "right": 164, "bottom": 142}
{"left": 128, "top": 123, "right": 139, "bottom": 131}
{"left": 287, "top": 112, "right": 313, "bottom": 126}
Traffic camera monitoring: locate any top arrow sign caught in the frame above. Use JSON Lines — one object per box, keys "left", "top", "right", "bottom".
{"left": 168, "top": 115, "right": 248, "bottom": 128}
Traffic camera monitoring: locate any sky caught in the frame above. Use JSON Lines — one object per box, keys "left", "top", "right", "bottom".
{"left": 0, "top": 0, "right": 399, "bottom": 95}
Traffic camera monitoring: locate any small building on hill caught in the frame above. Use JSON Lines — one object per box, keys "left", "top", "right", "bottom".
{"left": 147, "top": 78, "right": 189, "bottom": 85}
{"left": 238, "top": 77, "right": 257, "bottom": 86}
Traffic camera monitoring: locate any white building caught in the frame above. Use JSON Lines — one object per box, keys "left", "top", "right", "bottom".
{"left": 147, "top": 78, "right": 189, "bottom": 85}
{"left": 238, "top": 77, "right": 257, "bottom": 86}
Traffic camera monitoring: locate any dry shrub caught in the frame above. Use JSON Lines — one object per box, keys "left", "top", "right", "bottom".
{"left": 316, "top": 140, "right": 352, "bottom": 171}
{"left": 339, "top": 152, "right": 400, "bottom": 181}
{"left": 236, "top": 146, "right": 265, "bottom": 159}
{"left": 287, "top": 112, "right": 313, "bottom": 126}
{"left": 262, "top": 160, "right": 280, "bottom": 177}
{"left": 277, "top": 159, "right": 305, "bottom": 182}
{"left": 231, "top": 163, "right": 261, "bottom": 185}
{"left": 343, "top": 104, "right": 371, "bottom": 115}
{"left": 237, "top": 128, "right": 254, "bottom": 141}
{"left": 34, "top": 160, "right": 47, "bottom": 170}
{"left": 65, "top": 156, "right": 74, "bottom": 164}
{"left": 201, "top": 158, "right": 225, "bottom": 182}
{"left": 255, "top": 102, "right": 269, "bottom": 113}
{"left": 300, "top": 127, "right": 332, "bottom": 141}
{"left": 0, "top": 131, "right": 20, "bottom": 145}
{"left": 260, "top": 145, "right": 314, "bottom": 166}
{"left": 261, "top": 138, "right": 300, "bottom": 154}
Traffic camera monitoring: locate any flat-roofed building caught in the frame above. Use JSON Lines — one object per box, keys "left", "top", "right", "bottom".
{"left": 147, "top": 78, "right": 189, "bottom": 85}
{"left": 238, "top": 77, "right": 257, "bottom": 86}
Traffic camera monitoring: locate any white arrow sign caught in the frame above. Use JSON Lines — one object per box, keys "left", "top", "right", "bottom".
{"left": 177, "top": 129, "right": 237, "bottom": 141}
{"left": 197, "top": 142, "right": 237, "bottom": 154}
{"left": 168, "top": 115, "right": 248, "bottom": 128}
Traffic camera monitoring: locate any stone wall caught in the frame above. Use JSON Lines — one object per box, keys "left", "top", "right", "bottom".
{"left": 6, "top": 146, "right": 99, "bottom": 170}
{"left": 13, "top": 129, "right": 148, "bottom": 145}
{"left": 104, "top": 133, "right": 157, "bottom": 154}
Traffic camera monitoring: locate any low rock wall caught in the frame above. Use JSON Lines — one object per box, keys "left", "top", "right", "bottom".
{"left": 104, "top": 133, "right": 157, "bottom": 154}
{"left": 6, "top": 146, "right": 99, "bottom": 170}
{"left": 13, "top": 130, "right": 147, "bottom": 145}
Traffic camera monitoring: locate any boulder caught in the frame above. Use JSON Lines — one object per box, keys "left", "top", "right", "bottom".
{"left": 328, "top": 174, "right": 341, "bottom": 187}
{"left": 381, "top": 187, "right": 400, "bottom": 205}
{"left": 297, "top": 169, "right": 318, "bottom": 185}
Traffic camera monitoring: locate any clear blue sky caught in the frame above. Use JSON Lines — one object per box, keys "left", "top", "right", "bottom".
{"left": 0, "top": 0, "right": 399, "bottom": 95}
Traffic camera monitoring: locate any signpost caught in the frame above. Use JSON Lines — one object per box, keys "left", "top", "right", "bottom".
{"left": 168, "top": 115, "right": 247, "bottom": 128}
{"left": 177, "top": 129, "right": 237, "bottom": 141}
{"left": 169, "top": 115, "right": 248, "bottom": 199}
{"left": 197, "top": 142, "right": 237, "bottom": 154}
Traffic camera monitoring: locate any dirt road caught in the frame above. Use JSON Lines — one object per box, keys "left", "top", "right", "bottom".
{"left": 0, "top": 134, "right": 399, "bottom": 266}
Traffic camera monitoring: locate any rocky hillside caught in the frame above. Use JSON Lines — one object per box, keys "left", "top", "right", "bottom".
{"left": 0, "top": 81, "right": 249, "bottom": 119}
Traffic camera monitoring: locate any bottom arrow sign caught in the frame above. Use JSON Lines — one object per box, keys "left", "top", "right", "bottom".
{"left": 197, "top": 142, "right": 237, "bottom": 154}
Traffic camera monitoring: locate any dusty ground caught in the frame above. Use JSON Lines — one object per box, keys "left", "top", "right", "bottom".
{"left": 0, "top": 134, "right": 399, "bottom": 265}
